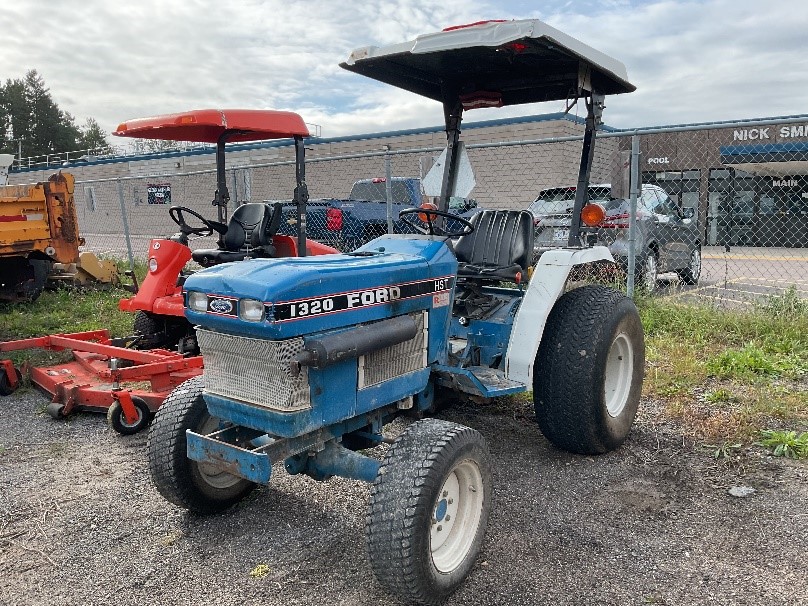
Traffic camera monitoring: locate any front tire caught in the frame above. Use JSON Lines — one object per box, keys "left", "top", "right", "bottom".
{"left": 133, "top": 311, "right": 165, "bottom": 349}
{"left": 147, "top": 376, "right": 255, "bottom": 514}
{"left": 366, "top": 418, "right": 492, "bottom": 605}
{"left": 533, "top": 285, "right": 644, "bottom": 455}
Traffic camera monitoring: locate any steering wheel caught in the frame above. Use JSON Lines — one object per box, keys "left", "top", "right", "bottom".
{"left": 169, "top": 206, "right": 215, "bottom": 238}
{"left": 399, "top": 206, "right": 475, "bottom": 237}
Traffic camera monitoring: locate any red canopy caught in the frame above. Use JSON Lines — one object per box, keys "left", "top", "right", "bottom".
{"left": 113, "top": 109, "right": 309, "bottom": 143}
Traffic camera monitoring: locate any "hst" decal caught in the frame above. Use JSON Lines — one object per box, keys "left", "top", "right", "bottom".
{"left": 272, "top": 277, "right": 453, "bottom": 322}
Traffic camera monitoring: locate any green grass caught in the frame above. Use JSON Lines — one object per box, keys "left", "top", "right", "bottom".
{"left": 638, "top": 296, "right": 807, "bottom": 446}
{"left": 0, "top": 284, "right": 136, "bottom": 368}
{"left": 0, "top": 286, "right": 134, "bottom": 340}
{"left": 758, "top": 285, "right": 808, "bottom": 316}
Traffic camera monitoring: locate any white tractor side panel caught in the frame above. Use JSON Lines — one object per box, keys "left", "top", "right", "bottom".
{"left": 504, "top": 247, "right": 614, "bottom": 386}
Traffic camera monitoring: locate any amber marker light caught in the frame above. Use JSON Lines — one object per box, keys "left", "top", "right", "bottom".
{"left": 581, "top": 203, "right": 606, "bottom": 226}
{"left": 418, "top": 202, "right": 439, "bottom": 223}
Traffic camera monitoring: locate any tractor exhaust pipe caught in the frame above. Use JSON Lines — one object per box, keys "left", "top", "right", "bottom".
{"left": 291, "top": 315, "right": 417, "bottom": 375}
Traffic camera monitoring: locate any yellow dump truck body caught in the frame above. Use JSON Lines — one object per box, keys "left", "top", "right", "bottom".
{"left": 0, "top": 172, "right": 83, "bottom": 300}
{"left": 0, "top": 172, "right": 81, "bottom": 262}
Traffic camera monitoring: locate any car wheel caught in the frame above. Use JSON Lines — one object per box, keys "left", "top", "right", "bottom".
{"left": 637, "top": 251, "right": 658, "bottom": 293}
{"left": 677, "top": 247, "right": 701, "bottom": 285}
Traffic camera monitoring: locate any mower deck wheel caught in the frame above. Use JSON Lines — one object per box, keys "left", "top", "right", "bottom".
{"left": 0, "top": 368, "right": 22, "bottom": 396}
{"left": 107, "top": 396, "right": 152, "bottom": 435}
{"left": 47, "top": 402, "right": 66, "bottom": 420}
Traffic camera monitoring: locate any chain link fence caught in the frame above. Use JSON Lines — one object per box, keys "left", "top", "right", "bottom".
{"left": 66, "top": 116, "right": 806, "bottom": 309}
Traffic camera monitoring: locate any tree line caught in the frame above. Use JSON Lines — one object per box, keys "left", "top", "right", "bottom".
{"left": 0, "top": 70, "right": 109, "bottom": 161}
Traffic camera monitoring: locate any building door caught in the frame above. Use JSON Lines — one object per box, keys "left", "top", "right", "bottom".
{"left": 708, "top": 192, "right": 720, "bottom": 245}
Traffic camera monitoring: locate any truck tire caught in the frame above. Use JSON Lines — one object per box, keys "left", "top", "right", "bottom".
{"left": 26, "top": 259, "right": 51, "bottom": 301}
{"left": 147, "top": 376, "right": 256, "bottom": 514}
{"left": 364, "top": 223, "right": 388, "bottom": 242}
{"left": 366, "top": 418, "right": 491, "bottom": 605}
{"left": 533, "top": 285, "right": 644, "bottom": 455}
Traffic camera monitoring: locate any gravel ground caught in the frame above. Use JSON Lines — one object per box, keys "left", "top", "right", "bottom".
{"left": 1, "top": 389, "right": 806, "bottom": 606}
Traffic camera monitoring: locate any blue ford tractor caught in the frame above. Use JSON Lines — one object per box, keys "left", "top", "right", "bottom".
{"left": 148, "top": 19, "right": 643, "bottom": 605}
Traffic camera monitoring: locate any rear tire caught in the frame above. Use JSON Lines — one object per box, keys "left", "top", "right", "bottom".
{"left": 26, "top": 259, "right": 51, "bottom": 301}
{"left": 677, "top": 247, "right": 701, "bottom": 285}
{"left": 366, "top": 418, "right": 492, "bottom": 605}
{"left": 636, "top": 251, "right": 658, "bottom": 293}
{"left": 533, "top": 285, "right": 644, "bottom": 454}
{"left": 147, "top": 376, "right": 256, "bottom": 514}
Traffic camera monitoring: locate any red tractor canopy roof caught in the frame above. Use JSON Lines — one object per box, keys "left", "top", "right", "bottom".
{"left": 113, "top": 109, "right": 309, "bottom": 143}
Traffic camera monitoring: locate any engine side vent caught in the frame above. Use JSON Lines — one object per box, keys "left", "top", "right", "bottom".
{"left": 358, "top": 311, "right": 428, "bottom": 389}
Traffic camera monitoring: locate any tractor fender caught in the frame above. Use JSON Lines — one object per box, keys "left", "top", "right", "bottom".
{"left": 504, "top": 246, "right": 614, "bottom": 385}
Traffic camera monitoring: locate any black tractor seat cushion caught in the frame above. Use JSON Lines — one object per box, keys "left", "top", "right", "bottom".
{"left": 453, "top": 210, "right": 535, "bottom": 282}
{"left": 192, "top": 202, "right": 281, "bottom": 268}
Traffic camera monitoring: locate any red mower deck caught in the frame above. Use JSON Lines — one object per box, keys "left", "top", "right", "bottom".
{"left": 0, "top": 330, "right": 203, "bottom": 434}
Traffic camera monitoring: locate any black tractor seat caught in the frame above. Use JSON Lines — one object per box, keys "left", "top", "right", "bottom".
{"left": 453, "top": 210, "right": 535, "bottom": 282}
{"left": 192, "top": 202, "right": 282, "bottom": 268}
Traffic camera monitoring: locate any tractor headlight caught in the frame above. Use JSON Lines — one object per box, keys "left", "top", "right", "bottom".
{"left": 148, "top": 257, "right": 158, "bottom": 272}
{"left": 239, "top": 298, "right": 265, "bottom": 322}
{"left": 188, "top": 291, "right": 208, "bottom": 312}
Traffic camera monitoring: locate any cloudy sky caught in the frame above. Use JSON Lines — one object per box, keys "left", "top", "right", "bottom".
{"left": 2, "top": 0, "right": 807, "bottom": 146}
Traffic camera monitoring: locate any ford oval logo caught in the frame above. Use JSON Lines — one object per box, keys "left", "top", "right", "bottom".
{"left": 209, "top": 298, "right": 234, "bottom": 314}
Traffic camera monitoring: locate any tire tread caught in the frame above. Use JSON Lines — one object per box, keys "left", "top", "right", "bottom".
{"left": 366, "top": 418, "right": 491, "bottom": 605}
{"left": 533, "top": 285, "right": 644, "bottom": 454}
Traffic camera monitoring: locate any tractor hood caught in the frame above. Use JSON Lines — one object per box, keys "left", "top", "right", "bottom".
{"left": 183, "top": 236, "right": 458, "bottom": 339}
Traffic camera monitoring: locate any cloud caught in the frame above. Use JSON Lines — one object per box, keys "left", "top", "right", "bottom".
{"left": 1, "top": 0, "right": 807, "bottom": 151}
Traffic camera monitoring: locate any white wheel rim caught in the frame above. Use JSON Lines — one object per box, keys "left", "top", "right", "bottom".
{"left": 644, "top": 255, "right": 657, "bottom": 288}
{"left": 604, "top": 332, "right": 634, "bottom": 417}
{"left": 690, "top": 250, "right": 701, "bottom": 278}
{"left": 195, "top": 415, "right": 244, "bottom": 489}
{"left": 430, "top": 459, "right": 484, "bottom": 573}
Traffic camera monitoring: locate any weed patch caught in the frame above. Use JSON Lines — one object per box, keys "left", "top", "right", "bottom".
{"left": 756, "top": 429, "right": 808, "bottom": 459}
{"left": 638, "top": 297, "right": 807, "bottom": 445}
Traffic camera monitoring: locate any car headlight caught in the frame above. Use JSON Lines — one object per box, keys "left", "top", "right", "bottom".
{"left": 239, "top": 298, "right": 265, "bottom": 322}
{"left": 188, "top": 291, "right": 208, "bottom": 312}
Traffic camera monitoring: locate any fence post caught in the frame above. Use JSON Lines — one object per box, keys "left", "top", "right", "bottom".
{"left": 626, "top": 133, "right": 640, "bottom": 297}
{"left": 384, "top": 147, "right": 394, "bottom": 234}
{"left": 231, "top": 168, "right": 239, "bottom": 207}
{"left": 116, "top": 178, "right": 136, "bottom": 273}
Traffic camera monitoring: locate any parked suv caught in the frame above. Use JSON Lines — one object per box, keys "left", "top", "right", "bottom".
{"left": 530, "top": 184, "right": 701, "bottom": 291}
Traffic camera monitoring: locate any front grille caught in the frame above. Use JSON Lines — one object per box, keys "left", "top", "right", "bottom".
{"left": 196, "top": 328, "right": 311, "bottom": 411}
{"left": 358, "top": 312, "right": 428, "bottom": 389}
